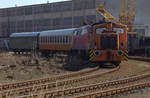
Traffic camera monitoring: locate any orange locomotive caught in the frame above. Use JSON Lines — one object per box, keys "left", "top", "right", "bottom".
{"left": 90, "top": 22, "right": 128, "bottom": 66}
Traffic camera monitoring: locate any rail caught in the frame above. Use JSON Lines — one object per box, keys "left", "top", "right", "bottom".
{"left": 0, "top": 67, "right": 119, "bottom": 97}
{"left": 0, "top": 66, "right": 99, "bottom": 91}
{"left": 20, "top": 72, "right": 150, "bottom": 98}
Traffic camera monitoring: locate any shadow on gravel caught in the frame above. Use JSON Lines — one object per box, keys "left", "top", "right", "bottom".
{"left": 100, "top": 64, "right": 118, "bottom": 69}
{"left": 62, "top": 63, "right": 117, "bottom": 71}
{"left": 62, "top": 62, "right": 98, "bottom": 71}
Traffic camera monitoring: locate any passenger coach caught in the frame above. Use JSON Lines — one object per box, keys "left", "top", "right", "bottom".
{"left": 9, "top": 32, "right": 39, "bottom": 52}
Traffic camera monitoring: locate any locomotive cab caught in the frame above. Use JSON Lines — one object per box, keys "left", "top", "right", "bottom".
{"left": 90, "top": 22, "right": 127, "bottom": 66}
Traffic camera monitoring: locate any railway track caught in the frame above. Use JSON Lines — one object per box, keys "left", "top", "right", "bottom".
{"left": 19, "top": 72, "right": 150, "bottom": 98}
{"left": 0, "top": 65, "right": 99, "bottom": 91}
{"left": 0, "top": 67, "right": 119, "bottom": 97}
{"left": 74, "top": 81, "right": 150, "bottom": 98}
{"left": 129, "top": 56, "right": 150, "bottom": 62}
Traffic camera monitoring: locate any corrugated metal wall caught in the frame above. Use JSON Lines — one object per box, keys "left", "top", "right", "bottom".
{"left": 0, "top": 0, "right": 149, "bottom": 37}
{"left": 0, "top": 0, "right": 97, "bottom": 37}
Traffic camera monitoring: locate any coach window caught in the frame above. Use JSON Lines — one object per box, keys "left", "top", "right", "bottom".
{"left": 44, "top": 37, "right": 46, "bottom": 44}
{"left": 67, "top": 36, "right": 69, "bottom": 44}
{"left": 47, "top": 36, "right": 49, "bottom": 44}
{"left": 57, "top": 36, "right": 59, "bottom": 44}
{"left": 46, "top": 36, "right": 48, "bottom": 44}
{"left": 70, "top": 36, "right": 72, "bottom": 44}
{"left": 51, "top": 36, "right": 53, "bottom": 44}
{"left": 60, "top": 36, "right": 61, "bottom": 44}
{"left": 53, "top": 36, "right": 55, "bottom": 44}
{"left": 68, "top": 36, "right": 71, "bottom": 44}
{"left": 63, "top": 36, "right": 66, "bottom": 44}
{"left": 54, "top": 36, "right": 56, "bottom": 44}
{"left": 62, "top": 36, "right": 64, "bottom": 44}
{"left": 58, "top": 36, "right": 60, "bottom": 44}
{"left": 56, "top": 36, "right": 58, "bottom": 44}
{"left": 60, "top": 36, "right": 62, "bottom": 44}
{"left": 47, "top": 36, "right": 48, "bottom": 44}
{"left": 59, "top": 36, "right": 61, "bottom": 44}
{"left": 52, "top": 36, "right": 54, "bottom": 44}
{"left": 96, "top": 28, "right": 106, "bottom": 34}
{"left": 69, "top": 36, "right": 71, "bottom": 44}
{"left": 63, "top": 36, "right": 65, "bottom": 44}
{"left": 64, "top": 36, "right": 66, "bottom": 44}
{"left": 56, "top": 36, "right": 59, "bottom": 44}
{"left": 55, "top": 36, "right": 57, "bottom": 44}
{"left": 49, "top": 36, "right": 51, "bottom": 44}
{"left": 42, "top": 37, "right": 44, "bottom": 44}
{"left": 39, "top": 37, "right": 41, "bottom": 44}
{"left": 40, "top": 37, "right": 41, "bottom": 44}
{"left": 61, "top": 36, "right": 64, "bottom": 44}
{"left": 41, "top": 37, "right": 43, "bottom": 44}
{"left": 47, "top": 36, "right": 50, "bottom": 44}
{"left": 45, "top": 36, "right": 47, "bottom": 44}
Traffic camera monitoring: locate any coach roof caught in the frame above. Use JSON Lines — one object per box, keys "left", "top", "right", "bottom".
{"left": 10, "top": 32, "right": 39, "bottom": 37}
{"left": 39, "top": 28, "right": 77, "bottom": 36}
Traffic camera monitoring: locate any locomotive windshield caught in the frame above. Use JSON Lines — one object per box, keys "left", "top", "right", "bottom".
{"left": 113, "top": 28, "right": 124, "bottom": 34}
{"left": 96, "top": 28, "right": 106, "bottom": 34}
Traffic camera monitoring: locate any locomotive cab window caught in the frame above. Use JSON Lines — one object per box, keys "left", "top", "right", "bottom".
{"left": 113, "top": 28, "right": 124, "bottom": 34}
{"left": 96, "top": 28, "right": 106, "bottom": 34}
{"left": 81, "top": 28, "right": 88, "bottom": 35}
{"left": 74, "top": 30, "right": 78, "bottom": 35}
{"left": 74, "top": 29, "right": 82, "bottom": 35}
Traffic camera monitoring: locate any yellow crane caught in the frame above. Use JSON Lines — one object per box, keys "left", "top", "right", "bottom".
{"left": 119, "top": 0, "right": 136, "bottom": 31}
{"left": 96, "top": 0, "right": 136, "bottom": 32}
{"left": 96, "top": 5, "right": 121, "bottom": 24}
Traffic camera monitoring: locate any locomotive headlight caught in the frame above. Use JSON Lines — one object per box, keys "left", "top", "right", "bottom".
{"left": 117, "top": 50, "right": 123, "bottom": 56}
{"left": 94, "top": 50, "right": 100, "bottom": 56}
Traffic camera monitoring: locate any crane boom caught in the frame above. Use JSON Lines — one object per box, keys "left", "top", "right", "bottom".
{"left": 96, "top": 5, "right": 122, "bottom": 24}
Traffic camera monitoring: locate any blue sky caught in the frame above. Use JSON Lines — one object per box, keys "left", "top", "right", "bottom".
{"left": 0, "top": 0, "right": 70, "bottom": 8}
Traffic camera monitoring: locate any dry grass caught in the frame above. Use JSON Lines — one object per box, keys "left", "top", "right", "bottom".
{"left": 0, "top": 52, "right": 71, "bottom": 83}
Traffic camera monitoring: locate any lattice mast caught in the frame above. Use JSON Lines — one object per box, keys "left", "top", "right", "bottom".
{"left": 119, "top": 0, "right": 136, "bottom": 31}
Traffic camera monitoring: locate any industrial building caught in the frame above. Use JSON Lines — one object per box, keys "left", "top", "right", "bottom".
{"left": 0, "top": 0, "right": 149, "bottom": 39}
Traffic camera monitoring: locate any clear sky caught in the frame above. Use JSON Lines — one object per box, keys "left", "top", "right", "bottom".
{"left": 0, "top": 0, "right": 70, "bottom": 8}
